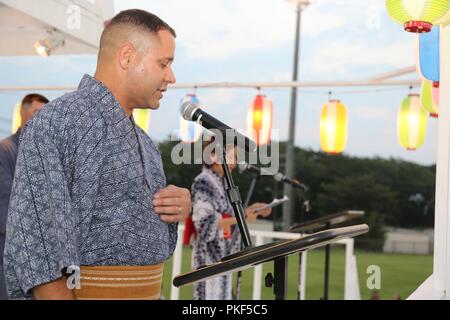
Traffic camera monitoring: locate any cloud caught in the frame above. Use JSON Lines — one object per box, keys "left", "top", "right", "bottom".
{"left": 114, "top": 0, "right": 355, "bottom": 60}
{"left": 114, "top": 0, "right": 415, "bottom": 85}
{"left": 195, "top": 89, "right": 237, "bottom": 113}
{"left": 302, "top": 38, "right": 415, "bottom": 79}
{"left": 268, "top": 71, "right": 292, "bottom": 82}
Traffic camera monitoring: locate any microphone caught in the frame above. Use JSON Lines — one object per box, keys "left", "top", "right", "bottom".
{"left": 180, "top": 101, "right": 257, "bottom": 153}
{"left": 238, "top": 163, "right": 309, "bottom": 191}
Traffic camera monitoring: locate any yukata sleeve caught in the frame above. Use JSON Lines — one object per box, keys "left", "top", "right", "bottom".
{"left": 191, "top": 177, "right": 222, "bottom": 243}
{"left": 4, "top": 117, "right": 80, "bottom": 296}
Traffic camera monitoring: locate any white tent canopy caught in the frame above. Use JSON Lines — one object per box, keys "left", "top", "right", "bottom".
{"left": 0, "top": 0, "right": 112, "bottom": 56}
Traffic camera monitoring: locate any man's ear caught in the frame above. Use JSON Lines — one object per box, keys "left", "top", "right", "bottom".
{"left": 118, "top": 42, "right": 136, "bottom": 70}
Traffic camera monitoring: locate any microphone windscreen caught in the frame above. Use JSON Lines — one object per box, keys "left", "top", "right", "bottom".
{"left": 238, "top": 163, "right": 249, "bottom": 174}
{"left": 180, "top": 101, "right": 198, "bottom": 121}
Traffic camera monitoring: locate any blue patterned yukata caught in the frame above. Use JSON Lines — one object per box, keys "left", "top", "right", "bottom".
{"left": 191, "top": 167, "right": 241, "bottom": 300}
{"left": 3, "top": 74, "right": 177, "bottom": 299}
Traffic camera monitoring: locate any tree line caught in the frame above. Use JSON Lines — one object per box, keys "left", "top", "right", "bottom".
{"left": 158, "top": 138, "right": 436, "bottom": 250}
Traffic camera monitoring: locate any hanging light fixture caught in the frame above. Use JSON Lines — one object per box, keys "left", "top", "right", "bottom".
{"left": 247, "top": 94, "right": 273, "bottom": 146}
{"left": 397, "top": 94, "right": 427, "bottom": 150}
{"left": 11, "top": 102, "right": 21, "bottom": 134}
{"left": 417, "top": 26, "right": 440, "bottom": 82}
{"left": 385, "top": 0, "right": 450, "bottom": 33}
{"left": 35, "top": 31, "right": 65, "bottom": 57}
{"left": 179, "top": 94, "right": 203, "bottom": 143}
{"left": 133, "top": 109, "right": 151, "bottom": 133}
{"left": 320, "top": 99, "right": 348, "bottom": 155}
{"left": 420, "top": 79, "right": 439, "bottom": 117}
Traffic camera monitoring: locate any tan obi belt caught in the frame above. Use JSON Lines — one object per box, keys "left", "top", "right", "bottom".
{"left": 74, "top": 264, "right": 164, "bottom": 300}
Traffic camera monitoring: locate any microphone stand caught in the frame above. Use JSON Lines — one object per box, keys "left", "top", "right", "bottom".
{"left": 233, "top": 174, "right": 259, "bottom": 300}
{"left": 220, "top": 146, "right": 253, "bottom": 249}
{"left": 225, "top": 164, "right": 288, "bottom": 299}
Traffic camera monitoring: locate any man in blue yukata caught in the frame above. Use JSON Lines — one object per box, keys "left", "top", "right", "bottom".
{"left": 3, "top": 9, "right": 191, "bottom": 300}
{"left": 0, "top": 94, "right": 49, "bottom": 300}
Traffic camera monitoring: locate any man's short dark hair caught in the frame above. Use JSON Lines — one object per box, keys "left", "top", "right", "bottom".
{"left": 21, "top": 94, "right": 49, "bottom": 110}
{"left": 104, "top": 9, "right": 176, "bottom": 38}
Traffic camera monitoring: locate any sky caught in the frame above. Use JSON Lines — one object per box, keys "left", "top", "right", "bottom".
{"left": 0, "top": 0, "right": 439, "bottom": 166}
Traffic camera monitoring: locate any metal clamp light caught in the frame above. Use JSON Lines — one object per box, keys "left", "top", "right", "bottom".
{"left": 35, "top": 31, "right": 65, "bottom": 57}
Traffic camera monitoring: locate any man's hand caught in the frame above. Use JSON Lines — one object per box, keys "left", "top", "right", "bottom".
{"left": 153, "top": 185, "right": 192, "bottom": 223}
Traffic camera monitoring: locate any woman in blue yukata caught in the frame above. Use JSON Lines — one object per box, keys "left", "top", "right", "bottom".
{"left": 190, "top": 140, "right": 272, "bottom": 300}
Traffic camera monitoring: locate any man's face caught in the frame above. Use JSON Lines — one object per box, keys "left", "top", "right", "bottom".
{"left": 128, "top": 30, "right": 176, "bottom": 110}
{"left": 20, "top": 100, "right": 46, "bottom": 125}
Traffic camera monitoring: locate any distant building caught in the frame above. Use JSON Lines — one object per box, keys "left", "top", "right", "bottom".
{"left": 383, "top": 228, "right": 434, "bottom": 255}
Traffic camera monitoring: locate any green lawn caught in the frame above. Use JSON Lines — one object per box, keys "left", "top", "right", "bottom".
{"left": 162, "top": 245, "right": 432, "bottom": 300}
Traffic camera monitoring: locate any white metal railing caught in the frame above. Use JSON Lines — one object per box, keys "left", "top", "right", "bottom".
{"left": 170, "top": 225, "right": 361, "bottom": 300}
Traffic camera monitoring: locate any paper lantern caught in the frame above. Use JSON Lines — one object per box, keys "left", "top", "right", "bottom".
{"left": 247, "top": 95, "right": 273, "bottom": 146}
{"left": 179, "top": 94, "right": 203, "bottom": 143}
{"left": 397, "top": 94, "right": 427, "bottom": 150}
{"left": 420, "top": 80, "right": 439, "bottom": 117}
{"left": 418, "top": 26, "right": 440, "bottom": 82}
{"left": 11, "top": 102, "right": 21, "bottom": 134}
{"left": 385, "top": 0, "right": 450, "bottom": 32}
{"left": 133, "top": 108, "right": 151, "bottom": 133}
{"left": 320, "top": 100, "right": 348, "bottom": 154}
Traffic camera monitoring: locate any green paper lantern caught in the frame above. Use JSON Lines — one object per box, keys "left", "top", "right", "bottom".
{"left": 386, "top": 0, "right": 450, "bottom": 32}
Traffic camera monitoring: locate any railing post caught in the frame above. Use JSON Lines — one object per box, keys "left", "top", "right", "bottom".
{"left": 170, "top": 225, "right": 185, "bottom": 300}
{"left": 252, "top": 235, "right": 265, "bottom": 300}
{"left": 300, "top": 251, "right": 308, "bottom": 300}
{"left": 344, "top": 238, "right": 354, "bottom": 300}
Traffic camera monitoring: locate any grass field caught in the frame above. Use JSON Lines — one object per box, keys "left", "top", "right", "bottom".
{"left": 162, "top": 245, "right": 433, "bottom": 300}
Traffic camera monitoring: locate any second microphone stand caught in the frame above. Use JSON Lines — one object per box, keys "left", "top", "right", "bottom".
{"left": 221, "top": 147, "right": 290, "bottom": 299}
{"left": 220, "top": 145, "right": 253, "bottom": 249}
{"left": 233, "top": 173, "right": 259, "bottom": 300}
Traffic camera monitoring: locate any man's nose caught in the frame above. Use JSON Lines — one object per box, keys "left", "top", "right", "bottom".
{"left": 166, "top": 68, "right": 176, "bottom": 84}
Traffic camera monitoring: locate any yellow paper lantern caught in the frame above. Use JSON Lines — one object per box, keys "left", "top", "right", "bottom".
{"left": 11, "top": 102, "right": 21, "bottom": 134}
{"left": 133, "top": 108, "right": 151, "bottom": 133}
{"left": 397, "top": 94, "right": 427, "bottom": 150}
{"left": 320, "top": 100, "right": 348, "bottom": 154}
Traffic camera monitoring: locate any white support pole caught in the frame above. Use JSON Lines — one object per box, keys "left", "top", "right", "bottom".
{"left": 300, "top": 251, "right": 308, "bottom": 300}
{"left": 342, "top": 238, "right": 363, "bottom": 300}
{"left": 366, "top": 65, "right": 416, "bottom": 82}
{"left": 252, "top": 235, "right": 265, "bottom": 300}
{"left": 343, "top": 239, "right": 357, "bottom": 300}
{"left": 170, "top": 225, "right": 184, "bottom": 300}
{"left": 432, "top": 24, "right": 450, "bottom": 299}
{"left": 351, "top": 255, "right": 361, "bottom": 300}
